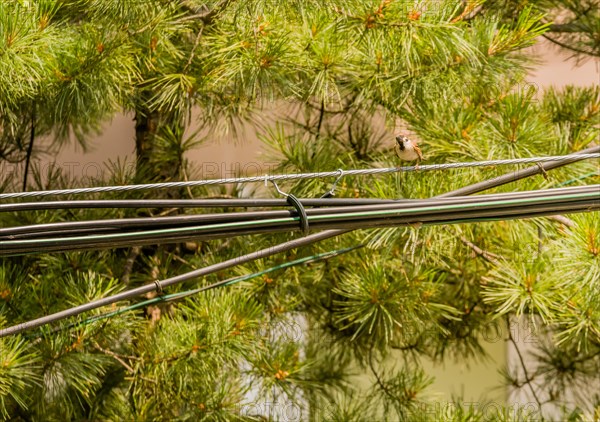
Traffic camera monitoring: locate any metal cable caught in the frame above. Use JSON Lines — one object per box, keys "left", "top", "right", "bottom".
{"left": 0, "top": 229, "right": 349, "bottom": 337}
{"left": 3, "top": 200, "right": 595, "bottom": 256}
{"left": 48, "top": 245, "right": 363, "bottom": 335}
{"left": 0, "top": 198, "right": 398, "bottom": 212}
{"left": 1, "top": 152, "right": 598, "bottom": 199}
{"left": 1, "top": 149, "right": 597, "bottom": 336}
{"left": 1, "top": 185, "right": 596, "bottom": 239}
{"left": 1, "top": 187, "right": 597, "bottom": 255}
{"left": 436, "top": 146, "right": 600, "bottom": 197}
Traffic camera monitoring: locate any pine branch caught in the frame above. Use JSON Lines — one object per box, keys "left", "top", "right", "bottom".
{"left": 542, "top": 34, "right": 597, "bottom": 57}
{"left": 92, "top": 343, "right": 136, "bottom": 374}
{"left": 548, "top": 23, "right": 585, "bottom": 33}
{"left": 92, "top": 343, "right": 158, "bottom": 385}
{"left": 459, "top": 236, "right": 502, "bottom": 265}
{"left": 122, "top": 246, "right": 141, "bottom": 285}
{"left": 571, "top": 349, "right": 600, "bottom": 365}
{"left": 181, "top": 166, "right": 196, "bottom": 200}
{"left": 179, "top": 0, "right": 236, "bottom": 24}
{"left": 451, "top": 2, "right": 484, "bottom": 23}
{"left": 547, "top": 215, "right": 575, "bottom": 228}
{"left": 445, "top": 227, "right": 503, "bottom": 264}
{"left": 171, "top": 254, "right": 192, "bottom": 266}
{"left": 546, "top": 2, "right": 597, "bottom": 35}
{"left": 183, "top": 26, "right": 204, "bottom": 74}
{"left": 368, "top": 347, "right": 400, "bottom": 403}
{"left": 315, "top": 100, "right": 325, "bottom": 140}
{"left": 506, "top": 315, "right": 544, "bottom": 413}
{"left": 155, "top": 207, "right": 180, "bottom": 217}
{"left": 22, "top": 106, "right": 35, "bottom": 192}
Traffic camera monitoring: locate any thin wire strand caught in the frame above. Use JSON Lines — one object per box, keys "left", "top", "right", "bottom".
{"left": 554, "top": 171, "right": 599, "bottom": 187}
{"left": 0, "top": 229, "right": 349, "bottom": 337}
{"left": 0, "top": 198, "right": 397, "bottom": 213}
{"left": 42, "top": 245, "right": 362, "bottom": 336}
{"left": 1, "top": 153, "right": 598, "bottom": 199}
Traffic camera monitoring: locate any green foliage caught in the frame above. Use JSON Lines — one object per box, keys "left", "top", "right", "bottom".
{"left": 0, "top": 2, "right": 58, "bottom": 114}
{"left": 0, "top": 335, "right": 40, "bottom": 419}
{"left": 0, "top": 0, "right": 599, "bottom": 420}
{"left": 483, "top": 257, "right": 562, "bottom": 323}
{"left": 332, "top": 258, "right": 458, "bottom": 349}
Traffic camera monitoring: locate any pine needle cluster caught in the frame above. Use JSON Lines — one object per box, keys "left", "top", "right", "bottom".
{"left": 0, "top": 1, "right": 598, "bottom": 420}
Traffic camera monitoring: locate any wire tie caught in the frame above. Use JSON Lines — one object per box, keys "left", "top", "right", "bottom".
{"left": 321, "top": 169, "right": 345, "bottom": 198}
{"left": 153, "top": 279, "right": 164, "bottom": 295}
{"left": 270, "top": 180, "right": 288, "bottom": 198}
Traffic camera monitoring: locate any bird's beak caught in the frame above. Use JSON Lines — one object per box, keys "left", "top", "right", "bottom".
{"left": 395, "top": 136, "right": 402, "bottom": 144}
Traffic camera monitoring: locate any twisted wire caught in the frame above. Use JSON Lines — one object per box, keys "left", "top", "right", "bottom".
{"left": 1, "top": 153, "right": 598, "bottom": 199}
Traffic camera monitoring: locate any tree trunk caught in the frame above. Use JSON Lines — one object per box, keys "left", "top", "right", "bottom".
{"left": 134, "top": 108, "right": 160, "bottom": 182}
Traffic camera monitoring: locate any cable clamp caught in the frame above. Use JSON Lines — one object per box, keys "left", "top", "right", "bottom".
{"left": 287, "top": 193, "right": 309, "bottom": 235}
{"left": 153, "top": 279, "right": 164, "bottom": 295}
{"left": 321, "top": 169, "right": 345, "bottom": 198}
{"left": 270, "top": 180, "right": 309, "bottom": 236}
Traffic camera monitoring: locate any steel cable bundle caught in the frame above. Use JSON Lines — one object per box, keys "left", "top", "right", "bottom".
{"left": 1, "top": 185, "right": 598, "bottom": 256}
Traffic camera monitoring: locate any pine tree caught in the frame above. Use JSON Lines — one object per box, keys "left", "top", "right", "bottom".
{"left": 0, "top": 1, "right": 599, "bottom": 420}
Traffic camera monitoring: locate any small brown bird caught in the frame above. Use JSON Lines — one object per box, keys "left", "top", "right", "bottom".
{"left": 394, "top": 135, "right": 423, "bottom": 169}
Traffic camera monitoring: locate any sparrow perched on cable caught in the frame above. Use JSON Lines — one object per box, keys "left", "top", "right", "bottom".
{"left": 394, "top": 135, "right": 423, "bottom": 169}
